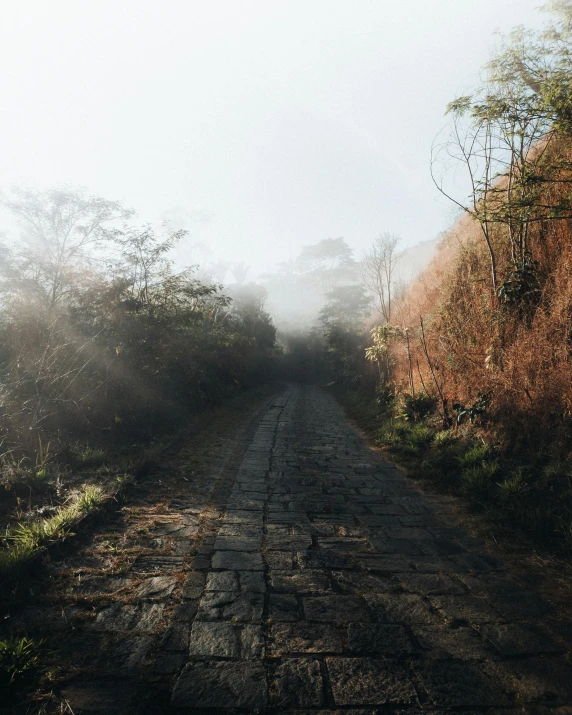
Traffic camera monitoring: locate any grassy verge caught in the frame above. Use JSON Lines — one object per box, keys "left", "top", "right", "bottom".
{"left": 0, "top": 382, "right": 282, "bottom": 589}
{"left": 333, "top": 386, "right": 572, "bottom": 560}
{"left": 0, "top": 382, "right": 282, "bottom": 710}
{"left": 0, "top": 636, "right": 48, "bottom": 702}
{"left": 0, "top": 484, "right": 108, "bottom": 579}
{"left": 0, "top": 428, "right": 178, "bottom": 586}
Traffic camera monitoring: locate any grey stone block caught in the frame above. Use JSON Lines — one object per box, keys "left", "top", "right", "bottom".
{"left": 347, "top": 623, "right": 417, "bottom": 655}
{"left": 413, "top": 660, "right": 509, "bottom": 707}
{"left": 271, "top": 570, "right": 331, "bottom": 593}
{"left": 205, "top": 570, "right": 239, "bottom": 592}
{"left": 365, "top": 593, "right": 442, "bottom": 625}
{"left": 326, "top": 657, "right": 417, "bottom": 706}
{"left": 171, "top": 661, "right": 267, "bottom": 710}
{"left": 269, "top": 622, "right": 343, "bottom": 654}
{"left": 181, "top": 571, "right": 205, "bottom": 599}
{"left": 332, "top": 571, "right": 398, "bottom": 594}
{"left": 212, "top": 550, "right": 264, "bottom": 570}
{"left": 214, "top": 536, "right": 263, "bottom": 551}
{"left": 239, "top": 570, "right": 266, "bottom": 593}
{"left": 413, "top": 625, "right": 494, "bottom": 661}
{"left": 135, "top": 576, "right": 177, "bottom": 599}
{"left": 269, "top": 659, "right": 324, "bottom": 708}
{"left": 399, "top": 573, "right": 465, "bottom": 596}
{"left": 429, "top": 595, "right": 502, "bottom": 624}
{"left": 269, "top": 594, "right": 299, "bottom": 622}
{"left": 131, "top": 555, "right": 184, "bottom": 573}
{"left": 479, "top": 623, "right": 565, "bottom": 656}
{"left": 303, "top": 596, "right": 370, "bottom": 623}
{"left": 189, "top": 621, "right": 264, "bottom": 659}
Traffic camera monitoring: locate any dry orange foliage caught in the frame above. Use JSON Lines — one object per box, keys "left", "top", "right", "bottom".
{"left": 389, "top": 141, "right": 572, "bottom": 456}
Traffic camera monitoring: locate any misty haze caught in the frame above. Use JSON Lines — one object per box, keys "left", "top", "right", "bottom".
{"left": 2, "top": 1, "right": 572, "bottom": 712}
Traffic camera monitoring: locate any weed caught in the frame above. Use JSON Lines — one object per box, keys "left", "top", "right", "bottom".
{"left": 0, "top": 484, "right": 105, "bottom": 577}
{"left": 75, "top": 444, "right": 107, "bottom": 467}
{"left": 337, "top": 386, "right": 572, "bottom": 558}
{"left": 496, "top": 467, "right": 530, "bottom": 502}
{"left": 374, "top": 383, "right": 396, "bottom": 408}
{"left": 461, "top": 461, "right": 499, "bottom": 501}
{"left": 433, "top": 429, "right": 456, "bottom": 447}
{"left": 407, "top": 424, "right": 434, "bottom": 448}
{"left": 0, "top": 636, "right": 45, "bottom": 693}
{"left": 0, "top": 454, "right": 31, "bottom": 489}
{"left": 35, "top": 437, "right": 51, "bottom": 473}
{"left": 76, "top": 484, "right": 104, "bottom": 512}
{"left": 453, "top": 391, "right": 491, "bottom": 425}
{"left": 543, "top": 461, "right": 572, "bottom": 481}
{"left": 457, "top": 443, "right": 489, "bottom": 469}
{"left": 396, "top": 391, "right": 436, "bottom": 422}
{"left": 113, "top": 472, "right": 134, "bottom": 488}
{"left": 21, "top": 467, "right": 53, "bottom": 491}
{"left": 21, "top": 437, "right": 55, "bottom": 490}
{"left": 0, "top": 543, "right": 36, "bottom": 575}
{"left": 376, "top": 426, "right": 400, "bottom": 448}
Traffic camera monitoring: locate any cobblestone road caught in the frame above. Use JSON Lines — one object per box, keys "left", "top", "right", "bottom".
{"left": 36, "top": 384, "right": 572, "bottom": 713}
{"left": 170, "top": 385, "right": 572, "bottom": 712}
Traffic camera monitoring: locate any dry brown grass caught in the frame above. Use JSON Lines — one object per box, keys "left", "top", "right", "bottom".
{"left": 389, "top": 138, "right": 572, "bottom": 458}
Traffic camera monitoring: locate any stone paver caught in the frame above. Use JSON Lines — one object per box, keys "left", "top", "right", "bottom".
{"left": 35, "top": 384, "right": 572, "bottom": 712}
{"left": 168, "top": 385, "right": 572, "bottom": 710}
{"left": 171, "top": 660, "right": 268, "bottom": 709}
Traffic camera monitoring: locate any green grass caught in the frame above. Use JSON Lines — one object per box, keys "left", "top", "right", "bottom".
{"left": 0, "top": 484, "right": 105, "bottom": 577}
{"left": 432, "top": 429, "right": 456, "bottom": 447}
{"left": 406, "top": 424, "right": 434, "bottom": 449}
{"left": 334, "top": 386, "right": 572, "bottom": 559}
{"left": 0, "top": 636, "right": 46, "bottom": 695}
{"left": 457, "top": 443, "right": 489, "bottom": 468}
{"left": 20, "top": 467, "right": 53, "bottom": 491}
{"left": 461, "top": 461, "right": 499, "bottom": 500}
{"left": 73, "top": 444, "right": 107, "bottom": 467}
{"left": 0, "top": 437, "right": 57, "bottom": 492}
{"left": 0, "top": 543, "right": 37, "bottom": 575}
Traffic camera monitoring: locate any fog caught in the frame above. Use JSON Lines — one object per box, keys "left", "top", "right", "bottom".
{"left": 0, "top": 0, "right": 547, "bottom": 326}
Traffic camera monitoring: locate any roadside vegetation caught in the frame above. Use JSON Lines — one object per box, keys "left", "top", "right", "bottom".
{"left": 338, "top": 386, "right": 572, "bottom": 558}
{"left": 328, "top": 2, "right": 572, "bottom": 560}
{"left": 0, "top": 636, "right": 47, "bottom": 699}
{"left": 0, "top": 483, "right": 107, "bottom": 578}
{"left": 0, "top": 186, "right": 277, "bottom": 585}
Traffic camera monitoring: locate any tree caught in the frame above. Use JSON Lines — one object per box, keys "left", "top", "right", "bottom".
{"left": 431, "top": 2, "right": 572, "bottom": 296}
{"left": 365, "top": 324, "right": 403, "bottom": 383}
{"left": 1, "top": 186, "right": 132, "bottom": 308}
{"left": 362, "top": 233, "right": 402, "bottom": 322}
{"left": 295, "top": 238, "right": 357, "bottom": 293}
{"left": 318, "top": 284, "right": 371, "bottom": 331}
{"left": 317, "top": 284, "right": 371, "bottom": 384}
{"left": 227, "top": 283, "right": 277, "bottom": 376}
{"left": 112, "top": 224, "right": 187, "bottom": 310}
{"left": 0, "top": 185, "right": 278, "bottom": 447}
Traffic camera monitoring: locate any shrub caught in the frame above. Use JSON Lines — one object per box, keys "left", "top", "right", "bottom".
{"left": 396, "top": 391, "right": 436, "bottom": 422}
{"left": 407, "top": 424, "right": 434, "bottom": 449}
{"left": 461, "top": 461, "right": 499, "bottom": 501}
{"left": 496, "top": 467, "right": 530, "bottom": 502}
{"left": 433, "top": 429, "right": 456, "bottom": 447}
{"left": 457, "top": 443, "right": 490, "bottom": 469}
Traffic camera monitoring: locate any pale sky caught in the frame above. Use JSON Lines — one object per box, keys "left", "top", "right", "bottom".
{"left": 0, "top": 0, "right": 547, "bottom": 276}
